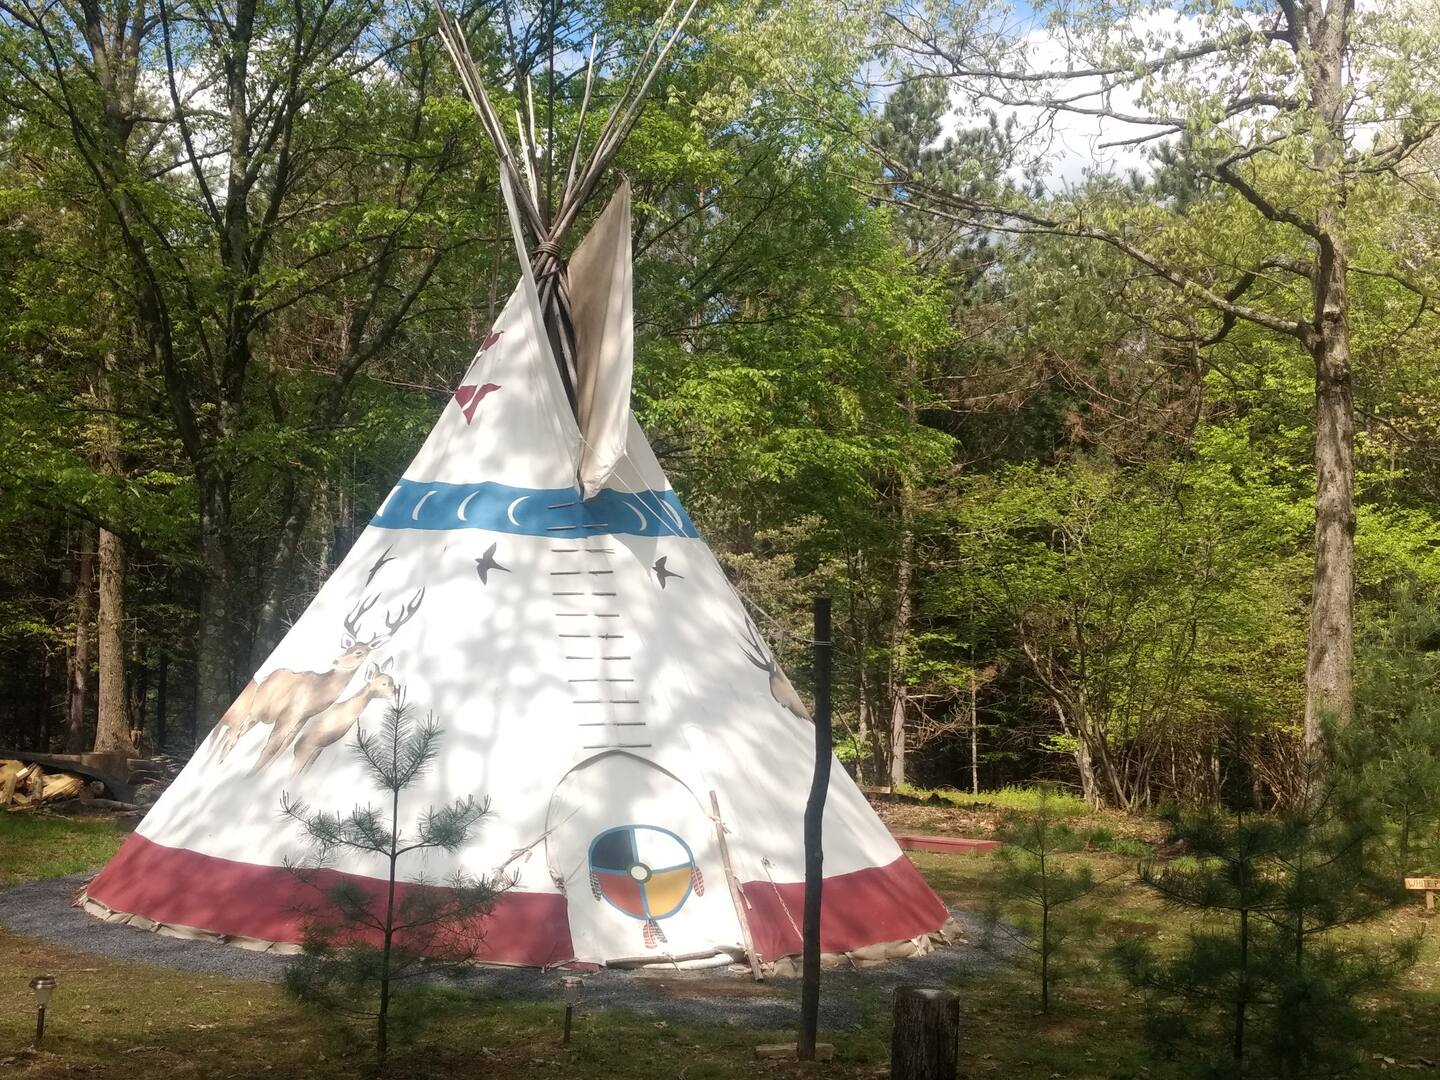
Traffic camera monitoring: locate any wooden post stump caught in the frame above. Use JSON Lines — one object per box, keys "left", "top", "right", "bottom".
{"left": 891, "top": 986, "right": 958, "bottom": 1080}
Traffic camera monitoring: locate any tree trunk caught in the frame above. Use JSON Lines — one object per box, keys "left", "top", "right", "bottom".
{"left": 890, "top": 987, "right": 959, "bottom": 1080}
{"left": 156, "top": 650, "right": 168, "bottom": 751}
{"left": 94, "top": 528, "right": 134, "bottom": 754}
{"left": 131, "top": 645, "right": 148, "bottom": 743}
{"left": 251, "top": 474, "right": 305, "bottom": 667}
{"left": 1301, "top": 320, "right": 1355, "bottom": 750}
{"left": 195, "top": 483, "right": 237, "bottom": 734}
{"left": 969, "top": 670, "right": 979, "bottom": 796}
{"left": 1301, "top": 19, "right": 1356, "bottom": 748}
{"left": 888, "top": 687, "right": 909, "bottom": 788}
{"left": 888, "top": 365, "right": 918, "bottom": 788}
{"left": 93, "top": 336, "right": 133, "bottom": 756}
{"left": 64, "top": 530, "right": 96, "bottom": 753}
{"left": 1069, "top": 716, "right": 1102, "bottom": 811}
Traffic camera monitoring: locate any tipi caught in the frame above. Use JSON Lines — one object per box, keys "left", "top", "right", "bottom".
{"left": 82, "top": 6, "right": 953, "bottom": 970}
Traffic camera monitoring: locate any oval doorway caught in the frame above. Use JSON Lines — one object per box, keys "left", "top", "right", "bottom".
{"left": 545, "top": 752, "right": 741, "bottom": 964}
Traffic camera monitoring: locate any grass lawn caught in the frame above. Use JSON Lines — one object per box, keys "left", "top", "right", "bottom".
{"left": 0, "top": 815, "right": 127, "bottom": 889}
{"left": 1, "top": 809, "right": 1436, "bottom": 1078}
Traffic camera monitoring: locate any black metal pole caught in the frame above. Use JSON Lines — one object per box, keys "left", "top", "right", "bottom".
{"left": 35, "top": 1003, "right": 45, "bottom": 1046}
{"left": 799, "top": 596, "right": 832, "bottom": 1060}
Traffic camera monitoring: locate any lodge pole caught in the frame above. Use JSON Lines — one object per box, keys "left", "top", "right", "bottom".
{"left": 798, "top": 596, "right": 832, "bottom": 1060}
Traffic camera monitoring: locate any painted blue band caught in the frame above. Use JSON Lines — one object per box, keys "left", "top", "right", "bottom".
{"left": 370, "top": 478, "right": 700, "bottom": 539}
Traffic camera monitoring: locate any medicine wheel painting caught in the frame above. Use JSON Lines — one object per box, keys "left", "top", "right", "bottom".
{"left": 588, "top": 825, "right": 704, "bottom": 948}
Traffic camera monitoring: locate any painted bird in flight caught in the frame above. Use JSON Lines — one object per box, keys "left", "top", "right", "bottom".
{"left": 365, "top": 546, "right": 396, "bottom": 586}
{"left": 475, "top": 542, "right": 509, "bottom": 584}
{"left": 653, "top": 556, "right": 683, "bottom": 589}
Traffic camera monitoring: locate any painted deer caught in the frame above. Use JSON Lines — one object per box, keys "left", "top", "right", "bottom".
{"left": 209, "top": 594, "right": 380, "bottom": 762}
{"left": 288, "top": 663, "right": 399, "bottom": 777}
{"left": 207, "top": 590, "right": 418, "bottom": 763}
{"left": 250, "top": 591, "right": 424, "bottom": 772}
{"left": 738, "top": 616, "right": 811, "bottom": 721}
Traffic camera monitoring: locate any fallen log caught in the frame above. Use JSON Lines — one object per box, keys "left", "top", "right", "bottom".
{"left": 50, "top": 797, "right": 139, "bottom": 814}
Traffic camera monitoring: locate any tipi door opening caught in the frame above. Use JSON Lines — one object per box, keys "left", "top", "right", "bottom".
{"left": 545, "top": 751, "right": 742, "bottom": 966}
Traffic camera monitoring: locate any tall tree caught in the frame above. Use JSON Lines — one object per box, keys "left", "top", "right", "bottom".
{"left": 877, "top": 0, "right": 1440, "bottom": 746}
{"left": 1, "top": 0, "right": 485, "bottom": 727}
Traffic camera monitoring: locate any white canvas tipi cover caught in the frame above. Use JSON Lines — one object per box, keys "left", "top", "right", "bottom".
{"left": 84, "top": 187, "right": 948, "bottom": 967}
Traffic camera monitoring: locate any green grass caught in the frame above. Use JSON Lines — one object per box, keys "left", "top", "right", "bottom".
{"left": 1077, "top": 825, "right": 1153, "bottom": 857}
{"left": 0, "top": 814, "right": 125, "bottom": 888}
{"left": 913, "top": 848, "right": 1440, "bottom": 1079}
{"left": 894, "top": 783, "right": 1091, "bottom": 816}
{"left": 1, "top": 814, "right": 1436, "bottom": 1078}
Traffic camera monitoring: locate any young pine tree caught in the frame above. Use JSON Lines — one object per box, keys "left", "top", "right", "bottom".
{"left": 1347, "top": 587, "right": 1440, "bottom": 874}
{"left": 281, "top": 701, "right": 506, "bottom": 1067}
{"left": 984, "top": 788, "right": 1106, "bottom": 1012}
{"left": 1115, "top": 788, "right": 1416, "bottom": 1079}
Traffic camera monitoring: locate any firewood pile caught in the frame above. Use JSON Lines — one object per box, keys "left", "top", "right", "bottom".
{"left": 0, "top": 760, "right": 87, "bottom": 808}
{"left": 0, "top": 750, "right": 181, "bottom": 812}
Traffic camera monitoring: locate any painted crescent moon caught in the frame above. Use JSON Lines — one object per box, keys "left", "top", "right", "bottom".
{"left": 376, "top": 485, "right": 400, "bottom": 519}
{"left": 660, "top": 497, "right": 685, "bottom": 531}
{"left": 626, "top": 500, "right": 648, "bottom": 531}
{"left": 410, "top": 490, "right": 436, "bottom": 521}
{"left": 457, "top": 491, "right": 479, "bottom": 521}
{"left": 506, "top": 495, "right": 529, "bottom": 526}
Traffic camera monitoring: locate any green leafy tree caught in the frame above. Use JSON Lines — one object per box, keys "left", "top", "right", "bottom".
{"left": 282, "top": 700, "right": 505, "bottom": 1066}
{"left": 951, "top": 455, "right": 1306, "bottom": 809}
{"left": 879, "top": 0, "right": 1440, "bottom": 744}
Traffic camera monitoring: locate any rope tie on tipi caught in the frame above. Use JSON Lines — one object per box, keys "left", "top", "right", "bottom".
{"left": 761, "top": 856, "right": 804, "bottom": 943}
{"left": 533, "top": 242, "right": 580, "bottom": 411}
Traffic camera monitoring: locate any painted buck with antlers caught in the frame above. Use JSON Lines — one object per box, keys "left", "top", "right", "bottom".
{"left": 248, "top": 591, "right": 424, "bottom": 771}
{"left": 209, "top": 590, "right": 423, "bottom": 763}
{"left": 738, "top": 616, "right": 811, "bottom": 721}
{"left": 288, "top": 663, "right": 399, "bottom": 777}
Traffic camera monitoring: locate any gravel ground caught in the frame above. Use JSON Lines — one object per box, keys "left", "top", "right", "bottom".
{"left": 0, "top": 872, "right": 1005, "bottom": 1028}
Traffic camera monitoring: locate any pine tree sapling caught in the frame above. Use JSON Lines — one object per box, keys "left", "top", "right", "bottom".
{"left": 984, "top": 787, "right": 1107, "bottom": 1012}
{"left": 1346, "top": 589, "right": 1440, "bottom": 875}
{"left": 282, "top": 700, "right": 508, "bottom": 1066}
{"left": 1116, "top": 796, "right": 1418, "bottom": 1079}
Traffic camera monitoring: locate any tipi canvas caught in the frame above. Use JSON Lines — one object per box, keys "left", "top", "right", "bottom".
{"left": 83, "top": 172, "right": 950, "bottom": 971}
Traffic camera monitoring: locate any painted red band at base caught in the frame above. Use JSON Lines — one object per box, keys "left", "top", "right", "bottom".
{"left": 86, "top": 833, "right": 576, "bottom": 967}
{"left": 86, "top": 835, "right": 949, "bottom": 967}
{"left": 739, "top": 855, "right": 950, "bottom": 961}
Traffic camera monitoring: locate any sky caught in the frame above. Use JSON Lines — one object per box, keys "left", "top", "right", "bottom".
{"left": 934, "top": 3, "right": 1221, "bottom": 187}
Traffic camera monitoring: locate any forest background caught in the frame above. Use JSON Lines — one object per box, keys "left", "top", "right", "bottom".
{"left": 3, "top": 0, "right": 1438, "bottom": 816}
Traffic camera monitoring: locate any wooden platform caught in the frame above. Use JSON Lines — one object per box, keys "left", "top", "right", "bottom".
{"left": 891, "top": 833, "right": 1000, "bottom": 856}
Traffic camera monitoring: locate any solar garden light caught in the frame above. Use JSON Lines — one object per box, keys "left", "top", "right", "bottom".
{"left": 560, "top": 975, "right": 583, "bottom": 1045}
{"left": 29, "top": 974, "right": 57, "bottom": 1046}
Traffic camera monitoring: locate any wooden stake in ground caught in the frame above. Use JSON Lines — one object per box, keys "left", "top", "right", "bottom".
{"left": 798, "top": 596, "right": 832, "bottom": 1061}
{"left": 891, "top": 986, "right": 959, "bottom": 1080}
{"left": 710, "top": 790, "right": 763, "bottom": 980}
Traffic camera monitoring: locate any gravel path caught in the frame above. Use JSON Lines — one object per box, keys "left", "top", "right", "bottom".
{"left": 0, "top": 872, "right": 1005, "bottom": 1028}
